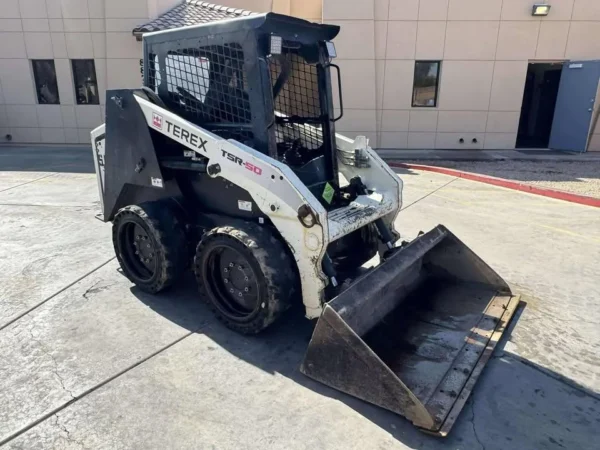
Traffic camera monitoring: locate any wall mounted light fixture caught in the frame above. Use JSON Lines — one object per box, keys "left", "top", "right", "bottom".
{"left": 532, "top": 4, "right": 551, "bottom": 16}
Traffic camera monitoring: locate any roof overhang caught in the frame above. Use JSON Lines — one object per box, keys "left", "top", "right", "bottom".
{"left": 132, "top": 1, "right": 339, "bottom": 44}
{"left": 132, "top": 1, "right": 256, "bottom": 41}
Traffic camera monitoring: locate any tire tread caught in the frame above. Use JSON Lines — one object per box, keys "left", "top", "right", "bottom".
{"left": 194, "top": 223, "right": 298, "bottom": 334}
{"left": 112, "top": 201, "right": 187, "bottom": 293}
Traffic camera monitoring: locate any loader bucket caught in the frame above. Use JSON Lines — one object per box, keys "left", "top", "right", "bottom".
{"left": 301, "top": 225, "right": 519, "bottom": 436}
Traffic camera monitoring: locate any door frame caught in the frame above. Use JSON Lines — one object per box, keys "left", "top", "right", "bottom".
{"left": 516, "top": 60, "right": 565, "bottom": 149}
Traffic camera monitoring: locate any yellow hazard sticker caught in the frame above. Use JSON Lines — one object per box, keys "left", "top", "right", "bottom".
{"left": 322, "top": 182, "right": 334, "bottom": 204}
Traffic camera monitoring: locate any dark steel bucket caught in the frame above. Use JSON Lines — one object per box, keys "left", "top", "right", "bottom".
{"left": 301, "top": 225, "right": 519, "bottom": 435}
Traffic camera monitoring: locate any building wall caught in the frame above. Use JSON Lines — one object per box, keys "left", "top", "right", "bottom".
{"left": 325, "top": 0, "right": 600, "bottom": 149}
{"left": 0, "top": 0, "right": 321, "bottom": 145}
{"left": 0, "top": 0, "right": 183, "bottom": 145}
{"left": 2, "top": 0, "right": 598, "bottom": 150}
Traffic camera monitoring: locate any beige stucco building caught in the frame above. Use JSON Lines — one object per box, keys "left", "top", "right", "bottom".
{"left": 1, "top": 0, "right": 599, "bottom": 151}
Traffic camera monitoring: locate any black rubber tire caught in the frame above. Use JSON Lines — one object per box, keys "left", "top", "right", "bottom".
{"left": 194, "top": 223, "right": 298, "bottom": 334}
{"left": 112, "top": 201, "right": 187, "bottom": 294}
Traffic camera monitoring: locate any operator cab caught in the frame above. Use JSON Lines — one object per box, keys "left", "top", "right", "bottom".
{"left": 142, "top": 13, "right": 343, "bottom": 205}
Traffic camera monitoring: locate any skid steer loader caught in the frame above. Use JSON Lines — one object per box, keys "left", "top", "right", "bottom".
{"left": 91, "top": 13, "right": 519, "bottom": 435}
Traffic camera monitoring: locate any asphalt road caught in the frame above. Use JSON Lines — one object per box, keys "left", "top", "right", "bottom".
{"left": 1, "top": 147, "right": 599, "bottom": 450}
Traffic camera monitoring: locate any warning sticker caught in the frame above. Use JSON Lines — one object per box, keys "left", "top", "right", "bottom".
{"left": 238, "top": 200, "right": 252, "bottom": 212}
{"left": 322, "top": 182, "right": 334, "bottom": 204}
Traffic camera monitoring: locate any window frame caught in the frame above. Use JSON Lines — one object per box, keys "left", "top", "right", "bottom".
{"left": 71, "top": 59, "right": 100, "bottom": 105}
{"left": 411, "top": 60, "right": 441, "bottom": 108}
{"left": 31, "top": 59, "right": 60, "bottom": 105}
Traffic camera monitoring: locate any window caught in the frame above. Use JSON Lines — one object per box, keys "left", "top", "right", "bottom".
{"left": 149, "top": 46, "right": 250, "bottom": 126}
{"left": 154, "top": 54, "right": 211, "bottom": 104}
{"left": 147, "top": 44, "right": 252, "bottom": 145}
{"left": 72, "top": 59, "right": 99, "bottom": 105}
{"left": 32, "top": 60, "right": 60, "bottom": 104}
{"left": 412, "top": 61, "right": 440, "bottom": 107}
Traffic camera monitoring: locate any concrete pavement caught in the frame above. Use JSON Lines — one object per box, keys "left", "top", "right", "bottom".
{"left": 0, "top": 147, "right": 599, "bottom": 449}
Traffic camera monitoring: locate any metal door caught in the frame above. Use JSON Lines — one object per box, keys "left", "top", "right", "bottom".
{"left": 549, "top": 60, "right": 600, "bottom": 152}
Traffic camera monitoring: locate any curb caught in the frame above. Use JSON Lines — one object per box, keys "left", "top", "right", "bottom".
{"left": 389, "top": 162, "right": 600, "bottom": 208}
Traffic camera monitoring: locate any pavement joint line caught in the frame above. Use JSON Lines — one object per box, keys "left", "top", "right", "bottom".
{"left": 0, "top": 327, "right": 204, "bottom": 447}
{"left": 0, "top": 173, "right": 57, "bottom": 194}
{"left": 400, "top": 177, "right": 459, "bottom": 211}
{"left": 0, "top": 257, "right": 116, "bottom": 333}
{"left": 3, "top": 332, "right": 596, "bottom": 447}
{"left": 432, "top": 192, "right": 472, "bottom": 207}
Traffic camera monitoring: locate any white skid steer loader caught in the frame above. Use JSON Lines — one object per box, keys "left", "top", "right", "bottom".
{"left": 91, "top": 13, "right": 519, "bottom": 435}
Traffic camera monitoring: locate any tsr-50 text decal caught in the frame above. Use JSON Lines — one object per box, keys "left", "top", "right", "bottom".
{"left": 221, "top": 150, "right": 262, "bottom": 176}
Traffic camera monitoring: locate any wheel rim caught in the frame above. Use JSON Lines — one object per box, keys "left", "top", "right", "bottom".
{"left": 204, "top": 244, "right": 260, "bottom": 320}
{"left": 119, "top": 222, "right": 157, "bottom": 282}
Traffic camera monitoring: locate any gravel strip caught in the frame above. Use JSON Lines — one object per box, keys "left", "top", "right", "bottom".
{"left": 411, "top": 160, "right": 600, "bottom": 199}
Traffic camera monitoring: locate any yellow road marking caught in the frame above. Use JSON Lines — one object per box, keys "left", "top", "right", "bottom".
{"left": 533, "top": 223, "right": 600, "bottom": 244}
{"left": 429, "top": 193, "right": 600, "bottom": 244}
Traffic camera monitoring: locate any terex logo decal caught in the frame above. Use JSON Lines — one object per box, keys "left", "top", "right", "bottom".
{"left": 152, "top": 112, "right": 163, "bottom": 129}
{"left": 221, "top": 150, "right": 263, "bottom": 176}
{"left": 165, "top": 120, "right": 208, "bottom": 152}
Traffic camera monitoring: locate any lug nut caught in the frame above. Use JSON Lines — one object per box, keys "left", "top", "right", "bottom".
{"left": 133, "top": 242, "right": 138, "bottom": 247}
{"left": 224, "top": 268, "right": 228, "bottom": 273}
{"left": 229, "top": 262, "right": 234, "bottom": 267}
{"left": 135, "top": 251, "right": 139, "bottom": 255}
{"left": 244, "top": 287, "right": 249, "bottom": 292}
{"left": 230, "top": 288, "right": 234, "bottom": 293}
{"left": 238, "top": 265, "right": 244, "bottom": 270}
{"left": 145, "top": 259, "right": 150, "bottom": 263}
{"left": 224, "top": 278, "right": 229, "bottom": 283}
{"left": 238, "top": 292, "right": 242, "bottom": 297}
{"left": 136, "top": 235, "right": 141, "bottom": 240}
{"left": 244, "top": 276, "right": 249, "bottom": 281}
{"left": 147, "top": 244, "right": 151, "bottom": 248}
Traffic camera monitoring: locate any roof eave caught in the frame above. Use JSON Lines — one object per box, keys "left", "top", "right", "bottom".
{"left": 132, "top": 29, "right": 146, "bottom": 40}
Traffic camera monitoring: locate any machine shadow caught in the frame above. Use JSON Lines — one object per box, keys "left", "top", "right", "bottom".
{"left": 0, "top": 146, "right": 94, "bottom": 174}
{"left": 133, "top": 281, "right": 600, "bottom": 450}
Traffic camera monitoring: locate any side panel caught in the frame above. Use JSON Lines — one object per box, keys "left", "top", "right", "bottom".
{"left": 101, "top": 90, "right": 173, "bottom": 219}
{"left": 549, "top": 60, "right": 600, "bottom": 152}
{"left": 134, "top": 95, "right": 330, "bottom": 317}
{"left": 176, "top": 173, "right": 260, "bottom": 220}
